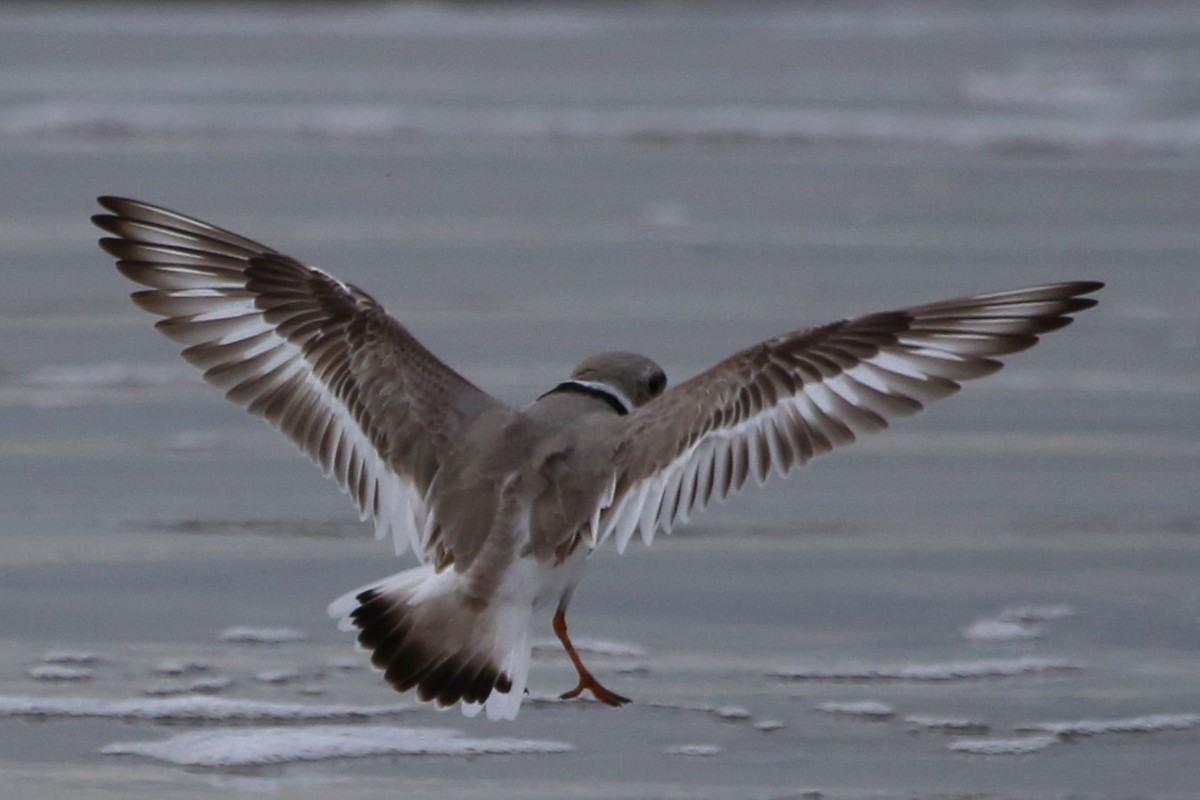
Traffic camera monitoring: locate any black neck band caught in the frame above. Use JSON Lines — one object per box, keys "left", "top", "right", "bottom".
{"left": 539, "top": 381, "right": 630, "bottom": 415}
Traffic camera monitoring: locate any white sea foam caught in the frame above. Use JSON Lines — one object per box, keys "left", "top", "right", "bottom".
{"left": 816, "top": 700, "right": 895, "bottom": 718}
{"left": 664, "top": 744, "right": 722, "bottom": 757}
{"left": 963, "top": 603, "right": 1076, "bottom": 641}
{"left": 711, "top": 705, "right": 753, "bottom": 721}
{"left": 776, "top": 656, "right": 1085, "bottom": 682}
{"left": 28, "top": 665, "right": 93, "bottom": 681}
{"left": 217, "top": 626, "right": 307, "bottom": 644}
{"left": 949, "top": 735, "right": 1058, "bottom": 755}
{"left": 1019, "top": 713, "right": 1200, "bottom": 737}
{"left": 640, "top": 701, "right": 780, "bottom": 734}
{"left": 962, "top": 619, "right": 1043, "bottom": 643}
{"left": 102, "top": 724, "right": 572, "bottom": 767}
{"left": 644, "top": 700, "right": 758, "bottom": 724}
{"left": 0, "top": 695, "right": 408, "bottom": 722}
{"left": 904, "top": 715, "right": 990, "bottom": 734}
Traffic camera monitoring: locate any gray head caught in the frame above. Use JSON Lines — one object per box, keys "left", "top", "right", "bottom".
{"left": 569, "top": 351, "right": 667, "bottom": 409}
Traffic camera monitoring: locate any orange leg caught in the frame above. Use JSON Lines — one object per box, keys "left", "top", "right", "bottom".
{"left": 552, "top": 607, "right": 630, "bottom": 706}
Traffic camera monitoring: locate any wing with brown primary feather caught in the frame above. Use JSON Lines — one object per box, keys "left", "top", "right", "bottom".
{"left": 594, "top": 281, "right": 1103, "bottom": 553}
{"left": 94, "top": 196, "right": 502, "bottom": 558}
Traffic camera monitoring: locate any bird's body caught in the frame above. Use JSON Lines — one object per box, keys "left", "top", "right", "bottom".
{"left": 95, "top": 196, "right": 1102, "bottom": 720}
{"left": 329, "top": 386, "right": 634, "bottom": 719}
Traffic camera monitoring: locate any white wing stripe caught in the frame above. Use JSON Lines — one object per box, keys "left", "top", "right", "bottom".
{"left": 762, "top": 417, "right": 788, "bottom": 479}
{"left": 654, "top": 467, "right": 684, "bottom": 534}
{"left": 124, "top": 265, "right": 429, "bottom": 556}
{"left": 870, "top": 350, "right": 931, "bottom": 381}
{"left": 711, "top": 439, "right": 732, "bottom": 502}
{"left": 610, "top": 480, "right": 646, "bottom": 554}
{"left": 587, "top": 475, "right": 616, "bottom": 547}
{"left": 637, "top": 473, "right": 665, "bottom": 546}
{"left": 593, "top": 295, "right": 1094, "bottom": 550}
{"left": 625, "top": 481, "right": 653, "bottom": 552}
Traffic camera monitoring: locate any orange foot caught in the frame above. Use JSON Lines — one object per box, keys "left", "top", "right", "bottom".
{"left": 552, "top": 606, "right": 631, "bottom": 707}
{"left": 559, "top": 673, "right": 631, "bottom": 706}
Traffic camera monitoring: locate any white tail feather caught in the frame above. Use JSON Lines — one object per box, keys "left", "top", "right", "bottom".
{"left": 327, "top": 564, "right": 533, "bottom": 720}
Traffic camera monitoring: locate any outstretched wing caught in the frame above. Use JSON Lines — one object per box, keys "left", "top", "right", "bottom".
{"left": 95, "top": 196, "right": 502, "bottom": 558}
{"left": 594, "top": 281, "right": 1102, "bottom": 553}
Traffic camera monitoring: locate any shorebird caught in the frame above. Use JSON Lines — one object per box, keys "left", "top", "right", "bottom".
{"left": 95, "top": 196, "right": 1102, "bottom": 720}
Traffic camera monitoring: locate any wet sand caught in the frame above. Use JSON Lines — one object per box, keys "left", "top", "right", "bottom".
{"left": 1, "top": 3, "right": 1198, "bottom": 798}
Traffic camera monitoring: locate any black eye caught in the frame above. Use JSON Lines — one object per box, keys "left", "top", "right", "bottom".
{"left": 647, "top": 371, "right": 667, "bottom": 396}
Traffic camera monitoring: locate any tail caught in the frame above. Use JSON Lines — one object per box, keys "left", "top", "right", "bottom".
{"left": 327, "top": 564, "right": 532, "bottom": 720}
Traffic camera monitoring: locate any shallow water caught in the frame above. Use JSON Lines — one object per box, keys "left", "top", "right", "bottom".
{"left": 1, "top": 3, "right": 1198, "bottom": 798}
